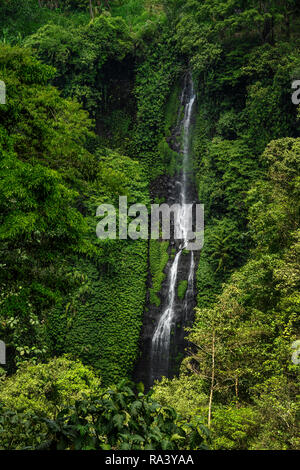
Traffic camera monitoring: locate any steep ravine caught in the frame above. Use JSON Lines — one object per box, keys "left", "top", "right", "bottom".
{"left": 134, "top": 76, "right": 200, "bottom": 389}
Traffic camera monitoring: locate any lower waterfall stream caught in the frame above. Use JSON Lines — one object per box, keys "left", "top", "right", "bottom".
{"left": 135, "top": 75, "right": 199, "bottom": 389}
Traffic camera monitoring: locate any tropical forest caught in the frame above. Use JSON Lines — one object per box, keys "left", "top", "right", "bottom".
{"left": 0, "top": 0, "right": 299, "bottom": 452}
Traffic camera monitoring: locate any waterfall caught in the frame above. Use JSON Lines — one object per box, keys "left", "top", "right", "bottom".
{"left": 150, "top": 76, "right": 197, "bottom": 383}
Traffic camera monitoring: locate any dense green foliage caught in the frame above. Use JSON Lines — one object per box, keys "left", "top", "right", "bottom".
{"left": 0, "top": 0, "right": 299, "bottom": 450}
{"left": 0, "top": 356, "right": 101, "bottom": 416}
{"left": 0, "top": 43, "right": 149, "bottom": 381}
{"left": 25, "top": 15, "right": 134, "bottom": 119}
{"left": 0, "top": 378, "right": 209, "bottom": 450}
{"left": 153, "top": 0, "right": 300, "bottom": 450}
{"left": 149, "top": 240, "right": 169, "bottom": 306}
{"left": 177, "top": 280, "right": 188, "bottom": 301}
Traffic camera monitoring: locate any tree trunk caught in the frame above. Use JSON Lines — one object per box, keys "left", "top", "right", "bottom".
{"left": 208, "top": 330, "right": 215, "bottom": 428}
{"left": 89, "top": 0, "right": 94, "bottom": 19}
{"left": 235, "top": 376, "right": 239, "bottom": 400}
{"left": 285, "top": 13, "right": 290, "bottom": 40}
{"left": 262, "top": 17, "right": 273, "bottom": 44}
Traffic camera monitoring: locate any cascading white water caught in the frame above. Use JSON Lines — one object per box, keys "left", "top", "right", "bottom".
{"left": 150, "top": 78, "right": 196, "bottom": 381}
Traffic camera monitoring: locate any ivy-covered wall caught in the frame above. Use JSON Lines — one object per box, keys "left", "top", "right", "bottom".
{"left": 149, "top": 240, "right": 169, "bottom": 307}
{"left": 65, "top": 241, "right": 148, "bottom": 385}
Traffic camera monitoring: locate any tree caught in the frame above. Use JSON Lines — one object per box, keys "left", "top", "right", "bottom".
{"left": 0, "top": 357, "right": 101, "bottom": 449}
{"left": 0, "top": 356, "right": 101, "bottom": 417}
{"left": 25, "top": 14, "right": 133, "bottom": 118}
{"left": 0, "top": 46, "right": 96, "bottom": 367}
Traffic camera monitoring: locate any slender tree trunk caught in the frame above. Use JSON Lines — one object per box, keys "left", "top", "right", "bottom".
{"left": 208, "top": 330, "right": 215, "bottom": 428}
{"left": 235, "top": 376, "right": 239, "bottom": 400}
{"left": 89, "top": 0, "right": 94, "bottom": 19}
{"left": 284, "top": 0, "right": 291, "bottom": 40}
{"left": 285, "top": 14, "right": 290, "bottom": 40}
{"left": 271, "top": 16, "right": 275, "bottom": 44}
